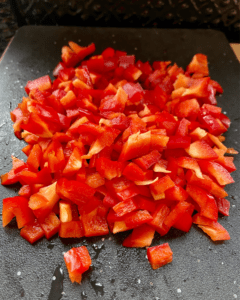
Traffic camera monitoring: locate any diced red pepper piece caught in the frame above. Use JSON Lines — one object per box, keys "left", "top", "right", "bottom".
{"left": 186, "top": 184, "right": 218, "bottom": 221}
{"left": 122, "top": 82, "right": 143, "bottom": 103}
{"left": 39, "top": 212, "right": 60, "bottom": 239}
{"left": 21, "top": 113, "right": 53, "bottom": 138}
{"left": 56, "top": 178, "right": 95, "bottom": 205}
{"left": 133, "top": 150, "right": 161, "bottom": 170}
{"left": 122, "top": 162, "right": 146, "bottom": 181}
{"left": 173, "top": 212, "right": 193, "bottom": 232}
{"left": 29, "top": 182, "right": 60, "bottom": 220}
{"left": 123, "top": 224, "right": 155, "bottom": 248}
{"left": 1, "top": 156, "right": 27, "bottom": 185}
{"left": 176, "top": 156, "right": 203, "bottom": 179}
{"left": 198, "top": 160, "right": 234, "bottom": 186}
{"left": 163, "top": 201, "right": 194, "bottom": 228}
{"left": 147, "top": 243, "right": 173, "bottom": 269}
{"left": 186, "top": 170, "right": 228, "bottom": 198}
{"left": 198, "top": 108, "right": 227, "bottom": 136}
{"left": 175, "top": 118, "right": 191, "bottom": 136}
{"left": 165, "top": 185, "right": 188, "bottom": 202}
{"left": 2, "top": 196, "right": 35, "bottom": 228}
{"left": 20, "top": 219, "right": 45, "bottom": 244}
{"left": 134, "top": 195, "right": 156, "bottom": 213}
{"left": 186, "top": 54, "right": 209, "bottom": 76}
{"left": 148, "top": 203, "right": 170, "bottom": 236}
{"left": 150, "top": 175, "right": 175, "bottom": 200}
{"left": 25, "top": 75, "right": 52, "bottom": 94}
{"left": 81, "top": 210, "right": 109, "bottom": 237}
{"left": 96, "top": 157, "right": 123, "bottom": 180}
{"left": 175, "top": 99, "right": 200, "bottom": 119}
{"left": 119, "top": 131, "right": 151, "bottom": 161}
{"left": 192, "top": 214, "right": 230, "bottom": 241}
{"left": 186, "top": 140, "right": 218, "bottom": 160}
{"left": 27, "top": 144, "right": 42, "bottom": 172}
{"left": 113, "top": 210, "right": 153, "bottom": 233}
{"left": 167, "top": 136, "right": 191, "bottom": 149}
{"left": 216, "top": 198, "right": 230, "bottom": 216}
{"left": 64, "top": 246, "right": 92, "bottom": 283}
{"left": 59, "top": 221, "right": 84, "bottom": 238}
{"left": 113, "top": 198, "right": 138, "bottom": 217}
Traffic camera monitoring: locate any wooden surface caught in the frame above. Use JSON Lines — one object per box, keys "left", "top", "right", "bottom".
{"left": 231, "top": 43, "right": 240, "bottom": 62}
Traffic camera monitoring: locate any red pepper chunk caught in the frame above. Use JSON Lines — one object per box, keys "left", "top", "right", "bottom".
{"left": 64, "top": 246, "right": 92, "bottom": 284}
{"left": 150, "top": 175, "right": 175, "bottom": 200}
{"left": 167, "top": 136, "right": 191, "bottom": 149}
{"left": 193, "top": 214, "right": 230, "bottom": 241}
{"left": 147, "top": 243, "right": 173, "bottom": 270}
{"left": 20, "top": 219, "right": 45, "bottom": 244}
{"left": 122, "top": 162, "right": 146, "bottom": 181}
{"left": 133, "top": 150, "right": 161, "bottom": 170}
{"left": 2, "top": 196, "right": 35, "bottom": 228}
{"left": 123, "top": 224, "right": 155, "bottom": 248}
{"left": 1, "top": 156, "right": 27, "bottom": 185}
{"left": 25, "top": 75, "right": 52, "bottom": 94}
{"left": 56, "top": 178, "right": 95, "bottom": 205}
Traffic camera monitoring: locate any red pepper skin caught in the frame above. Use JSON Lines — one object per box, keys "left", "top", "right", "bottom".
{"left": 215, "top": 198, "right": 230, "bottom": 216}
{"left": 167, "top": 136, "right": 191, "bottom": 149}
{"left": 122, "top": 224, "right": 155, "bottom": 248}
{"left": 96, "top": 157, "right": 123, "bottom": 180}
{"left": 134, "top": 195, "right": 156, "bottom": 213}
{"left": 64, "top": 246, "right": 92, "bottom": 284}
{"left": 59, "top": 221, "right": 85, "bottom": 238}
{"left": 2, "top": 196, "right": 35, "bottom": 228}
{"left": 187, "top": 140, "right": 218, "bottom": 160}
{"left": 198, "top": 160, "right": 234, "bottom": 186}
{"left": 147, "top": 243, "right": 173, "bottom": 269}
{"left": 150, "top": 175, "right": 175, "bottom": 200}
{"left": 186, "top": 170, "right": 228, "bottom": 198}
{"left": 39, "top": 212, "right": 60, "bottom": 239}
{"left": 25, "top": 75, "right": 52, "bottom": 94}
{"left": 175, "top": 118, "right": 191, "bottom": 136}
{"left": 122, "top": 162, "right": 146, "bottom": 181}
{"left": 56, "top": 178, "right": 95, "bottom": 205}
{"left": 192, "top": 214, "right": 230, "bottom": 241}
{"left": 81, "top": 211, "right": 109, "bottom": 237}
{"left": 103, "top": 193, "right": 120, "bottom": 208}
{"left": 148, "top": 203, "right": 170, "bottom": 236}
{"left": 69, "top": 42, "right": 96, "bottom": 62}
{"left": 186, "top": 54, "right": 209, "bottom": 76}
{"left": 186, "top": 184, "right": 218, "bottom": 221}
{"left": 21, "top": 113, "right": 53, "bottom": 138}
{"left": 113, "top": 198, "right": 138, "bottom": 217}
{"left": 119, "top": 131, "right": 151, "bottom": 162}
{"left": 29, "top": 182, "right": 59, "bottom": 220}
{"left": 163, "top": 201, "right": 194, "bottom": 228}
{"left": 198, "top": 108, "right": 227, "bottom": 136}
{"left": 27, "top": 144, "right": 42, "bottom": 172}
{"left": 173, "top": 212, "right": 193, "bottom": 232}
{"left": 20, "top": 219, "right": 45, "bottom": 244}
{"left": 133, "top": 150, "right": 161, "bottom": 170}
{"left": 1, "top": 156, "right": 27, "bottom": 185}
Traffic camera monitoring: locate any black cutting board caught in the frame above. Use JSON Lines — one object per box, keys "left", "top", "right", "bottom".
{"left": 0, "top": 26, "right": 239, "bottom": 300}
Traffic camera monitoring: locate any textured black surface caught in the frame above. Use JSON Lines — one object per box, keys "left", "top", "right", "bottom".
{"left": 1, "top": 0, "right": 240, "bottom": 55}
{"left": 9, "top": 0, "right": 240, "bottom": 42}
{"left": 0, "top": 26, "right": 239, "bottom": 300}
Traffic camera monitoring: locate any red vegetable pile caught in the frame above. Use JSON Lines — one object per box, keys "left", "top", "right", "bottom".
{"left": 1, "top": 41, "right": 237, "bottom": 282}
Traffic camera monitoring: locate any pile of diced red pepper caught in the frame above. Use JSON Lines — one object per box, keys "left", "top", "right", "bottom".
{"left": 1, "top": 41, "right": 237, "bottom": 281}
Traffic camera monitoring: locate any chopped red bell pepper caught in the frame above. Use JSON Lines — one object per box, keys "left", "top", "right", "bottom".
{"left": 2, "top": 196, "right": 35, "bottom": 228}
{"left": 123, "top": 224, "right": 155, "bottom": 248}
{"left": 147, "top": 243, "right": 173, "bottom": 269}
{"left": 20, "top": 219, "right": 45, "bottom": 244}
{"left": 64, "top": 246, "right": 92, "bottom": 283}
